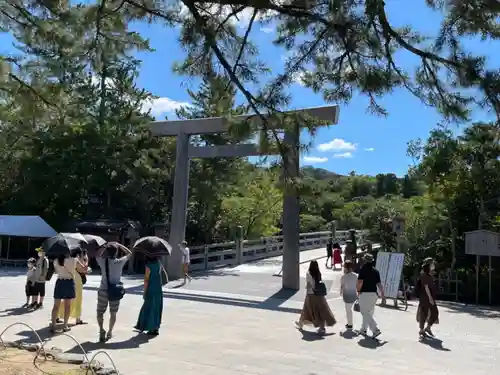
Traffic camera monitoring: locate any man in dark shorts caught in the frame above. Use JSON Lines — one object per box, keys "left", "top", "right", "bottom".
{"left": 32, "top": 247, "right": 49, "bottom": 309}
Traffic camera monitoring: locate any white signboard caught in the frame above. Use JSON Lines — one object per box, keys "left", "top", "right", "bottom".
{"left": 465, "top": 230, "right": 500, "bottom": 257}
{"left": 375, "top": 251, "right": 405, "bottom": 299}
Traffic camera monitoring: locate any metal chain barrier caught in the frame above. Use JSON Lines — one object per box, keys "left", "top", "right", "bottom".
{"left": 0, "top": 321, "right": 118, "bottom": 375}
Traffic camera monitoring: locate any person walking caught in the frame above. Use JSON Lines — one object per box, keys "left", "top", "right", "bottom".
{"left": 180, "top": 241, "right": 192, "bottom": 283}
{"left": 57, "top": 249, "right": 89, "bottom": 325}
{"left": 295, "top": 260, "right": 336, "bottom": 335}
{"left": 325, "top": 239, "right": 333, "bottom": 268}
{"left": 417, "top": 257, "right": 439, "bottom": 338}
{"left": 134, "top": 256, "right": 164, "bottom": 336}
{"left": 356, "top": 253, "right": 385, "bottom": 338}
{"left": 32, "top": 247, "right": 49, "bottom": 309}
{"left": 95, "top": 243, "right": 132, "bottom": 342}
{"left": 332, "top": 242, "right": 343, "bottom": 270}
{"left": 340, "top": 260, "right": 358, "bottom": 330}
{"left": 50, "top": 253, "right": 77, "bottom": 333}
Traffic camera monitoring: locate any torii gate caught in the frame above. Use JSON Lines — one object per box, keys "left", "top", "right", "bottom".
{"left": 149, "top": 105, "right": 339, "bottom": 290}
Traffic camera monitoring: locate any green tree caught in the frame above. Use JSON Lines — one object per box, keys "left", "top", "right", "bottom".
{"left": 221, "top": 170, "right": 282, "bottom": 239}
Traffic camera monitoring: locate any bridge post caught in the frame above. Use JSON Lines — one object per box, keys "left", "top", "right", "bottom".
{"left": 330, "top": 221, "right": 337, "bottom": 241}
{"left": 282, "top": 123, "right": 300, "bottom": 290}
{"left": 235, "top": 225, "right": 243, "bottom": 264}
{"left": 166, "top": 132, "right": 190, "bottom": 279}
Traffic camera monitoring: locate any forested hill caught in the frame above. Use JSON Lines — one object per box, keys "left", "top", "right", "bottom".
{"left": 299, "top": 166, "right": 423, "bottom": 233}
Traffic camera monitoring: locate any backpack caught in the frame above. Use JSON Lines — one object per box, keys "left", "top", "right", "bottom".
{"left": 414, "top": 278, "right": 422, "bottom": 298}
{"left": 45, "top": 260, "right": 55, "bottom": 281}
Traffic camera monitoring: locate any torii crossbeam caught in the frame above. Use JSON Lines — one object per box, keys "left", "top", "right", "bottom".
{"left": 149, "top": 105, "right": 339, "bottom": 290}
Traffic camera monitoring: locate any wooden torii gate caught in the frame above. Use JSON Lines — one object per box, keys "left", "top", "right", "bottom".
{"left": 149, "top": 105, "right": 339, "bottom": 290}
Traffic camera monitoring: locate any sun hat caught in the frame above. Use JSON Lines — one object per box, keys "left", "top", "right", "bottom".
{"left": 422, "top": 257, "right": 434, "bottom": 266}
{"left": 363, "top": 253, "right": 374, "bottom": 262}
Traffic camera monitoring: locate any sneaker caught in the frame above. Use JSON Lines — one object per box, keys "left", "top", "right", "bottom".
{"left": 317, "top": 327, "right": 326, "bottom": 335}
{"left": 28, "top": 302, "right": 37, "bottom": 309}
{"left": 22, "top": 303, "right": 29, "bottom": 308}
{"left": 424, "top": 327, "right": 434, "bottom": 336}
{"left": 372, "top": 329, "right": 382, "bottom": 339}
{"left": 99, "top": 329, "right": 106, "bottom": 343}
{"left": 345, "top": 324, "right": 353, "bottom": 330}
{"left": 358, "top": 329, "right": 367, "bottom": 336}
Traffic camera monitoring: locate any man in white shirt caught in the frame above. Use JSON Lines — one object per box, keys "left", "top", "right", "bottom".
{"left": 180, "top": 241, "right": 192, "bottom": 284}
{"left": 340, "top": 260, "right": 358, "bottom": 330}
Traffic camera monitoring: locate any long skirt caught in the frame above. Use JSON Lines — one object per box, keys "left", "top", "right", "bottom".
{"left": 299, "top": 294, "right": 336, "bottom": 327}
{"left": 58, "top": 273, "right": 82, "bottom": 319}
{"left": 135, "top": 291, "right": 163, "bottom": 332}
{"left": 416, "top": 302, "right": 439, "bottom": 326}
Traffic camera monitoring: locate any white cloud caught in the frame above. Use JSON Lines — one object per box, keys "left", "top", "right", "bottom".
{"left": 179, "top": 4, "right": 275, "bottom": 31}
{"left": 141, "top": 97, "right": 190, "bottom": 118}
{"left": 364, "top": 147, "right": 375, "bottom": 152}
{"left": 317, "top": 138, "right": 357, "bottom": 152}
{"left": 303, "top": 156, "right": 328, "bottom": 164}
{"left": 332, "top": 152, "right": 353, "bottom": 158}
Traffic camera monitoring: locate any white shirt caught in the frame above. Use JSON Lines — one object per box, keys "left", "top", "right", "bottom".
{"left": 340, "top": 272, "right": 358, "bottom": 301}
{"left": 181, "top": 247, "right": 190, "bottom": 264}
{"left": 54, "top": 257, "right": 76, "bottom": 280}
{"left": 305, "top": 272, "right": 315, "bottom": 295}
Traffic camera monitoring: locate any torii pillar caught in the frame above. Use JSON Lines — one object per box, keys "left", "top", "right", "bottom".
{"left": 149, "top": 105, "right": 339, "bottom": 290}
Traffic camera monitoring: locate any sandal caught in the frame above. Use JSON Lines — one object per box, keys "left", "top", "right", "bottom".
{"left": 62, "top": 326, "right": 71, "bottom": 332}
{"left": 106, "top": 332, "right": 113, "bottom": 341}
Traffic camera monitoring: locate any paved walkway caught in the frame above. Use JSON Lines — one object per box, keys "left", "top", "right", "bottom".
{"left": 0, "top": 249, "right": 499, "bottom": 375}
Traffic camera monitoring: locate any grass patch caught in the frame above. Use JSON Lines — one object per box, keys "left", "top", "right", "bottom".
{"left": 0, "top": 347, "right": 88, "bottom": 374}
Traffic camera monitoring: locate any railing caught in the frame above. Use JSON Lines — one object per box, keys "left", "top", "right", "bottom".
{"left": 188, "top": 229, "right": 369, "bottom": 272}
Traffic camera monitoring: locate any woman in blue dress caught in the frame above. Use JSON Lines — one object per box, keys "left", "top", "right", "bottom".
{"left": 134, "top": 256, "right": 163, "bottom": 335}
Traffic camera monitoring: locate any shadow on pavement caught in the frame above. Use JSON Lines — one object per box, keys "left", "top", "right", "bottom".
{"left": 14, "top": 325, "right": 55, "bottom": 344}
{"left": 340, "top": 330, "right": 357, "bottom": 340}
{"left": 419, "top": 336, "right": 451, "bottom": 351}
{"left": 357, "top": 337, "right": 388, "bottom": 349}
{"left": 299, "top": 330, "right": 335, "bottom": 342}
{"left": 66, "top": 333, "right": 155, "bottom": 354}
{"left": 163, "top": 291, "right": 302, "bottom": 314}
{"left": 0, "top": 307, "right": 34, "bottom": 318}
{"left": 438, "top": 301, "right": 500, "bottom": 319}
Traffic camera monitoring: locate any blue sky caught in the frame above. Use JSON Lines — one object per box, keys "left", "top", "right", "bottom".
{"left": 1, "top": 1, "right": 499, "bottom": 177}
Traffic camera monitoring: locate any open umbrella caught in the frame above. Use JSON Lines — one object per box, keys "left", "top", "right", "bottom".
{"left": 60, "top": 232, "right": 88, "bottom": 244}
{"left": 42, "top": 234, "right": 83, "bottom": 257}
{"left": 82, "top": 234, "right": 106, "bottom": 255}
{"left": 133, "top": 236, "right": 172, "bottom": 257}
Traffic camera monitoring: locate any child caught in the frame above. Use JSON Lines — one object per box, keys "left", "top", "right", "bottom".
{"left": 24, "top": 258, "right": 37, "bottom": 308}
{"left": 180, "top": 241, "right": 192, "bottom": 284}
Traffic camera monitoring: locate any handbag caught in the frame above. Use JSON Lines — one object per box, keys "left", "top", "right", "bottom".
{"left": 353, "top": 300, "right": 360, "bottom": 312}
{"left": 105, "top": 258, "right": 125, "bottom": 301}
{"left": 159, "top": 262, "right": 169, "bottom": 286}
{"left": 314, "top": 281, "right": 327, "bottom": 296}
{"left": 79, "top": 272, "right": 87, "bottom": 285}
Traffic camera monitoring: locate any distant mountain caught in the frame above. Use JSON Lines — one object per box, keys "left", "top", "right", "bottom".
{"left": 301, "top": 166, "right": 340, "bottom": 180}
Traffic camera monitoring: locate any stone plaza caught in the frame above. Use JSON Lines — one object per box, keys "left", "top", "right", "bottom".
{"left": 0, "top": 248, "right": 499, "bottom": 374}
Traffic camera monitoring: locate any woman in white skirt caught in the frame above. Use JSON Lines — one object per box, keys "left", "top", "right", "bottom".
{"left": 340, "top": 260, "right": 358, "bottom": 330}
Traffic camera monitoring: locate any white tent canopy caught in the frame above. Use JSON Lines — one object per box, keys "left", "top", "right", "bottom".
{"left": 0, "top": 215, "right": 57, "bottom": 238}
